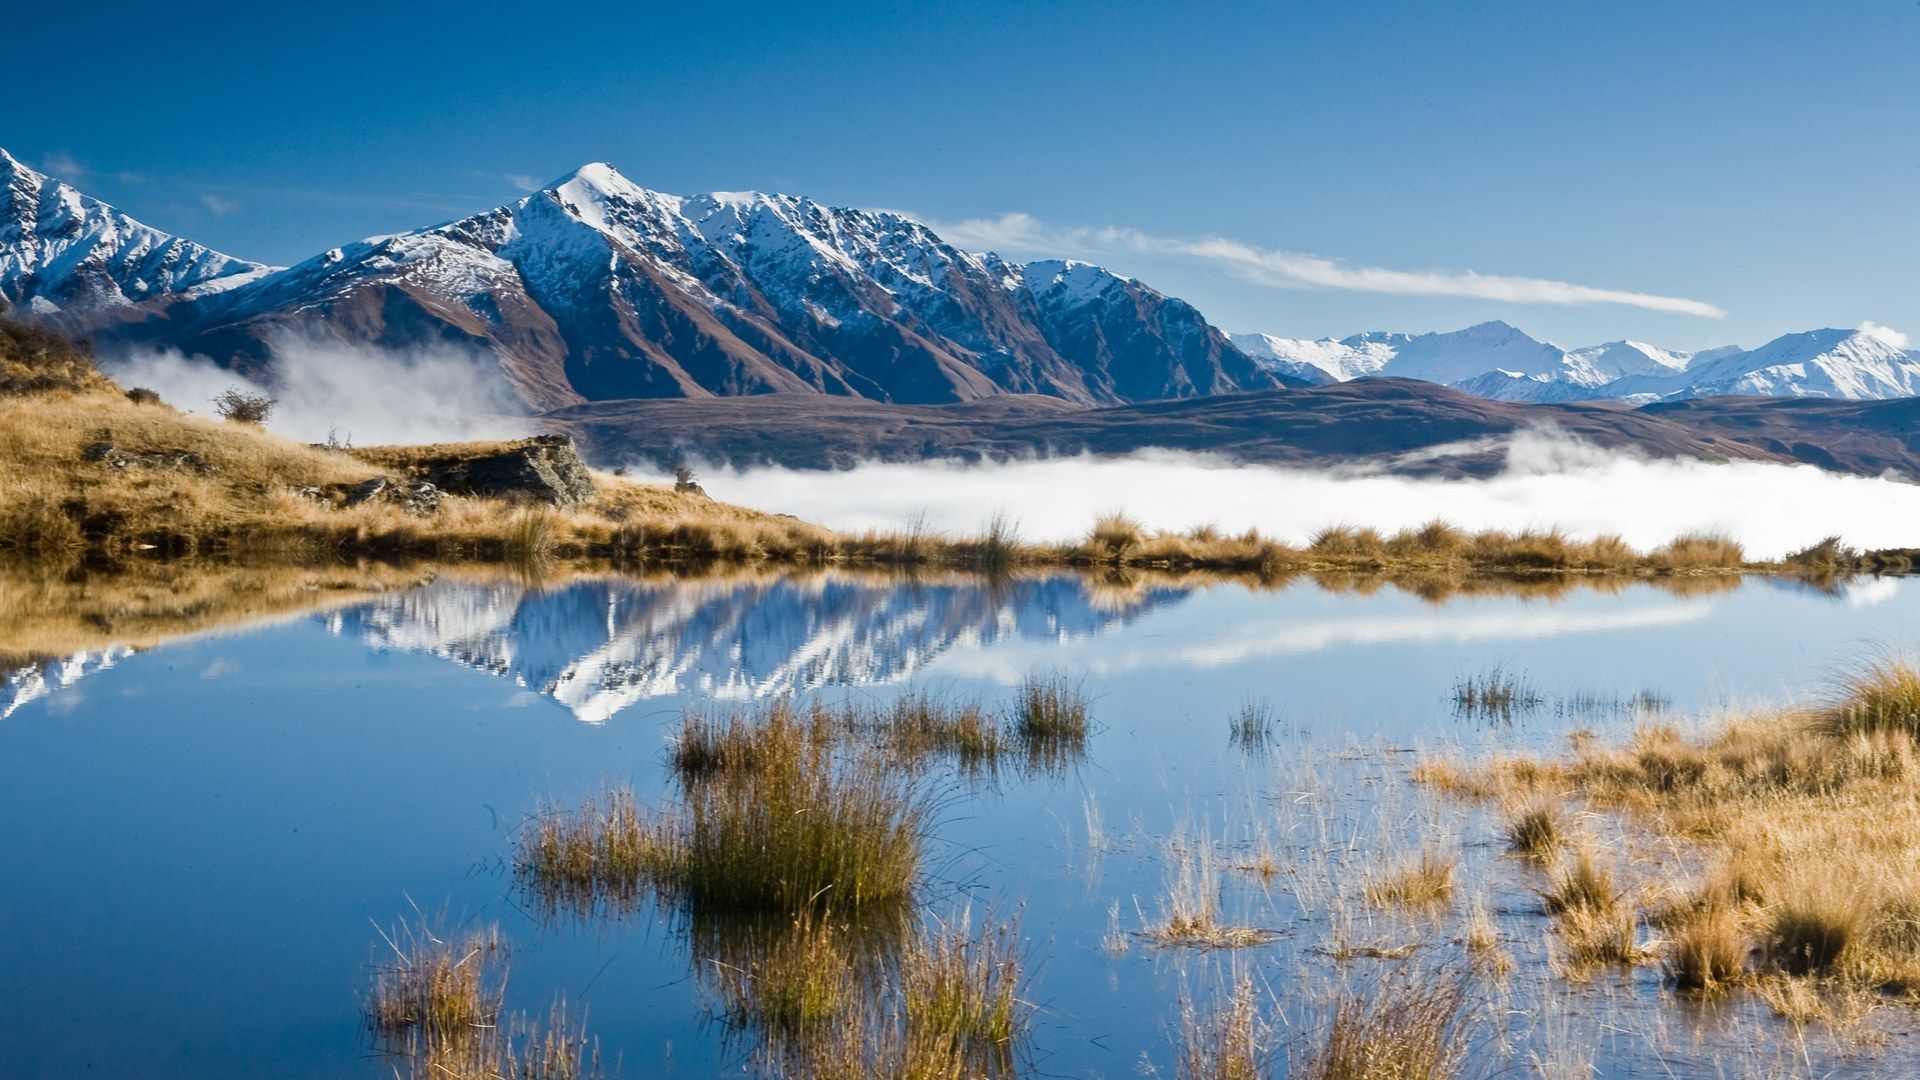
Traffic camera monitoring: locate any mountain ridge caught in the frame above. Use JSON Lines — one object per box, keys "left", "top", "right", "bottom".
{"left": 1238, "top": 320, "right": 1920, "bottom": 403}
{"left": 15, "top": 155, "right": 1296, "bottom": 410}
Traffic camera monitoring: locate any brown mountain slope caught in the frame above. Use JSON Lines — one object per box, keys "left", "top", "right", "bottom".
{"left": 545, "top": 378, "right": 1836, "bottom": 477}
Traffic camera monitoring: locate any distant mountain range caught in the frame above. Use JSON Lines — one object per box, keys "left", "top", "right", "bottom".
{"left": 1232, "top": 320, "right": 1920, "bottom": 403}
{"left": 5, "top": 147, "right": 1914, "bottom": 416}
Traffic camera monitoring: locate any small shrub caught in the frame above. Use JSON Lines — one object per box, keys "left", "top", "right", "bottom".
{"left": 213, "top": 387, "right": 277, "bottom": 424}
{"left": 123, "top": 386, "right": 162, "bottom": 405}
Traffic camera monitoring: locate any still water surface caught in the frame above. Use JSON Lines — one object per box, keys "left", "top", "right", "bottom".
{"left": 2, "top": 571, "right": 1916, "bottom": 1077}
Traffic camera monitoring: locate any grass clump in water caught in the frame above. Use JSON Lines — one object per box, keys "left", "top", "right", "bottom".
{"left": 1294, "top": 965, "right": 1475, "bottom": 1080}
{"left": 1664, "top": 898, "right": 1747, "bottom": 994}
{"left": 367, "top": 921, "right": 506, "bottom": 1042}
{"left": 1540, "top": 848, "right": 1643, "bottom": 968}
{"left": 1229, "top": 697, "right": 1276, "bottom": 752}
{"left": 1450, "top": 665, "right": 1542, "bottom": 721}
{"left": 899, "top": 913, "right": 1024, "bottom": 1073}
{"left": 1177, "top": 977, "right": 1265, "bottom": 1080}
{"left": 1011, "top": 673, "right": 1091, "bottom": 770}
{"left": 517, "top": 789, "right": 662, "bottom": 917}
{"left": 1146, "top": 834, "right": 1276, "bottom": 949}
{"left": 521, "top": 702, "right": 927, "bottom": 920}
{"left": 365, "top": 920, "right": 603, "bottom": 1079}
{"left": 869, "top": 692, "right": 1009, "bottom": 773}
{"left": 1363, "top": 850, "right": 1457, "bottom": 910}
{"left": 1501, "top": 798, "right": 1562, "bottom": 860}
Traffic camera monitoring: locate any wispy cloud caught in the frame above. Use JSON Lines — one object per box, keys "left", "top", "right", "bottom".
{"left": 1860, "top": 321, "right": 1911, "bottom": 350}
{"left": 504, "top": 173, "right": 542, "bottom": 193}
{"left": 930, "top": 211, "right": 1725, "bottom": 318}
{"left": 199, "top": 194, "right": 241, "bottom": 217}
{"left": 36, "top": 150, "right": 141, "bottom": 186}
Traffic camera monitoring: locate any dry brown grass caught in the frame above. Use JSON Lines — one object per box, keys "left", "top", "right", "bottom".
{"left": 1500, "top": 797, "right": 1562, "bottom": 860}
{"left": 1145, "top": 833, "right": 1279, "bottom": 949}
{"left": 1293, "top": 966, "right": 1475, "bottom": 1080}
{"left": 365, "top": 920, "right": 603, "bottom": 1080}
{"left": 1178, "top": 977, "right": 1266, "bottom": 1080}
{"left": 1663, "top": 898, "right": 1747, "bottom": 993}
{"left": 1446, "top": 654, "right": 1920, "bottom": 1014}
{"left": 1363, "top": 850, "right": 1457, "bottom": 910}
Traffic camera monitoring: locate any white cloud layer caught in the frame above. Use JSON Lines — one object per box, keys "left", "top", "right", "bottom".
{"left": 932, "top": 211, "right": 1726, "bottom": 318}
{"left": 658, "top": 432, "right": 1920, "bottom": 560}
{"left": 103, "top": 336, "right": 534, "bottom": 446}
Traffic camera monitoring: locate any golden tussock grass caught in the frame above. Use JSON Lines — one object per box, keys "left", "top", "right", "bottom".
{"left": 1443, "top": 652, "right": 1920, "bottom": 1013}
{"left": 520, "top": 700, "right": 931, "bottom": 921}
{"left": 1178, "top": 977, "right": 1266, "bottom": 1080}
{"left": 1363, "top": 850, "right": 1457, "bottom": 910}
{"left": 703, "top": 907, "right": 1026, "bottom": 1079}
{"left": 1293, "top": 966, "right": 1476, "bottom": 1080}
{"left": 366, "top": 919, "right": 603, "bottom": 1080}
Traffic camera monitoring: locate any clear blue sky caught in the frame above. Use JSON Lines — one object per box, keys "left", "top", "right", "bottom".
{"left": 9, "top": 0, "right": 1917, "bottom": 350}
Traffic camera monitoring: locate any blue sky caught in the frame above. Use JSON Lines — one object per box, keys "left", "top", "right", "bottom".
{"left": 9, "top": 0, "right": 1917, "bottom": 349}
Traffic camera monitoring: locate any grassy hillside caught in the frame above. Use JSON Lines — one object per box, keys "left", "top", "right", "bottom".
{"left": 0, "top": 309, "right": 847, "bottom": 564}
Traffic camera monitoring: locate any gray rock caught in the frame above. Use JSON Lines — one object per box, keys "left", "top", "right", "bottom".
{"left": 81, "top": 439, "right": 213, "bottom": 473}
{"left": 420, "top": 434, "right": 596, "bottom": 507}
{"left": 344, "top": 477, "right": 390, "bottom": 506}
{"left": 400, "top": 482, "right": 442, "bottom": 516}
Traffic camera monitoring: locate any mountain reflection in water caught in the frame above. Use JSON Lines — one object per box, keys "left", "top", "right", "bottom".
{"left": 324, "top": 574, "right": 1192, "bottom": 722}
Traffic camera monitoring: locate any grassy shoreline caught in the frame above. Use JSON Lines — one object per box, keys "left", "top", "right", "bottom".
{"left": 1417, "top": 653, "right": 1920, "bottom": 1027}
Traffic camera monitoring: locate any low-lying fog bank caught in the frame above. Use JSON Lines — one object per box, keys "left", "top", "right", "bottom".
{"left": 650, "top": 433, "right": 1920, "bottom": 560}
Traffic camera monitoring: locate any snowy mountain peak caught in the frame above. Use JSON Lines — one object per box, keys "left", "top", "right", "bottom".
{"left": 0, "top": 146, "right": 268, "bottom": 312}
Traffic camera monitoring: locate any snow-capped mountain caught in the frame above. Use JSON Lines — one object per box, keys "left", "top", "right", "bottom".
{"left": 1239, "top": 320, "right": 1920, "bottom": 403}
{"left": 1619, "top": 327, "right": 1920, "bottom": 401}
{"left": 50, "top": 159, "right": 1292, "bottom": 410}
{"left": 325, "top": 573, "right": 1188, "bottom": 723}
{"left": 0, "top": 151, "right": 268, "bottom": 312}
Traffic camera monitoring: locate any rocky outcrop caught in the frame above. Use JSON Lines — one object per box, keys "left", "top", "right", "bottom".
{"left": 82, "top": 439, "right": 213, "bottom": 473}
{"left": 341, "top": 476, "right": 443, "bottom": 516}
{"left": 415, "top": 434, "right": 595, "bottom": 507}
